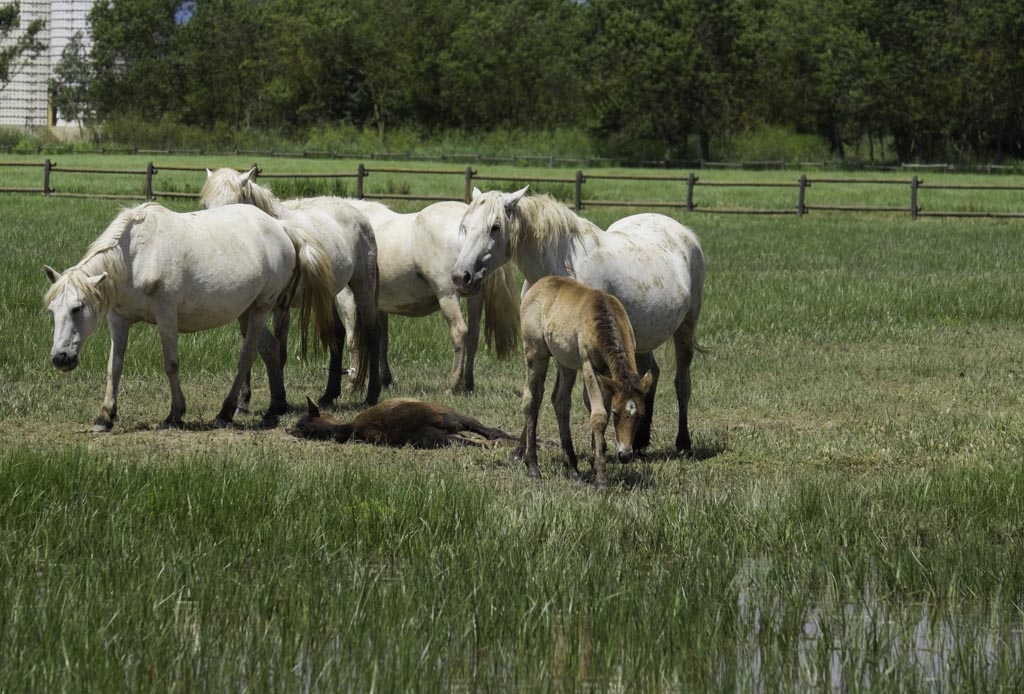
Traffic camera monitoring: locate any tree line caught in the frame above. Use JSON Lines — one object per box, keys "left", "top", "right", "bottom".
{"left": 39, "top": 0, "right": 1024, "bottom": 163}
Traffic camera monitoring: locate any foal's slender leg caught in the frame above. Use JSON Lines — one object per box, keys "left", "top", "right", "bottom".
{"left": 438, "top": 293, "right": 471, "bottom": 394}
{"left": 581, "top": 362, "right": 610, "bottom": 489}
{"left": 93, "top": 313, "right": 132, "bottom": 432}
{"left": 633, "top": 352, "right": 660, "bottom": 451}
{"left": 152, "top": 309, "right": 187, "bottom": 429}
{"left": 521, "top": 350, "right": 550, "bottom": 479}
{"left": 552, "top": 364, "right": 580, "bottom": 479}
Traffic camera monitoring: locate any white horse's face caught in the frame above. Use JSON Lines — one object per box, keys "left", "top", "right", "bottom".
{"left": 451, "top": 187, "right": 527, "bottom": 296}
{"left": 43, "top": 266, "right": 106, "bottom": 372}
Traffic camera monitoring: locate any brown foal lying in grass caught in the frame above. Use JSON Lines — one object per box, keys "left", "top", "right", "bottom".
{"left": 287, "top": 397, "right": 517, "bottom": 448}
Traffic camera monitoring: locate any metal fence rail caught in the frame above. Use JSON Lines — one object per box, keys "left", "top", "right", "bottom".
{"left": 2, "top": 159, "right": 1024, "bottom": 220}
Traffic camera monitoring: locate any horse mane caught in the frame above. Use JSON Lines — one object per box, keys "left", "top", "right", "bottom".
{"left": 240, "top": 177, "right": 285, "bottom": 217}
{"left": 590, "top": 292, "right": 639, "bottom": 389}
{"left": 200, "top": 168, "right": 284, "bottom": 217}
{"left": 504, "top": 194, "right": 600, "bottom": 263}
{"left": 44, "top": 204, "right": 143, "bottom": 312}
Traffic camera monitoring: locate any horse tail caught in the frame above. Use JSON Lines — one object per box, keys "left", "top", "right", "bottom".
{"left": 482, "top": 264, "right": 521, "bottom": 360}
{"left": 348, "top": 235, "right": 380, "bottom": 397}
{"left": 285, "top": 225, "right": 337, "bottom": 359}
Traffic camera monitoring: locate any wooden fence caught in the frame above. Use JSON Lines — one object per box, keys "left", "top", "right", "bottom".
{"left": 2, "top": 159, "right": 1024, "bottom": 220}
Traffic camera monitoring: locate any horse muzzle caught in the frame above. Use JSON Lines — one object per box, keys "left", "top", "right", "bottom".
{"left": 617, "top": 447, "right": 634, "bottom": 464}
{"left": 51, "top": 352, "right": 79, "bottom": 372}
{"left": 451, "top": 271, "right": 483, "bottom": 297}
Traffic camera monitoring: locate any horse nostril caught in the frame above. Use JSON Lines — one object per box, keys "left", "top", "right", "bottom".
{"left": 452, "top": 271, "right": 472, "bottom": 288}
{"left": 618, "top": 449, "right": 633, "bottom": 464}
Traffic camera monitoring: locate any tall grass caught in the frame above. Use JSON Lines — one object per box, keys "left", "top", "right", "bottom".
{"left": 4, "top": 172, "right": 1024, "bottom": 689}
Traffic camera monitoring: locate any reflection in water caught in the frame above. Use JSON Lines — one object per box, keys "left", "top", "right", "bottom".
{"left": 733, "top": 560, "right": 1024, "bottom": 690}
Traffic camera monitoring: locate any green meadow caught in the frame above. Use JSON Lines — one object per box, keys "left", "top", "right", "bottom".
{"left": 2, "top": 156, "right": 1023, "bottom": 690}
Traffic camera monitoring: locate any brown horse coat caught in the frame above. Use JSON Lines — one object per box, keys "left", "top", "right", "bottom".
{"left": 519, "top": 275, "right": 653, "bottom": 488}
{"left": 287, "top": 397, "right": 516, "bottom": 448}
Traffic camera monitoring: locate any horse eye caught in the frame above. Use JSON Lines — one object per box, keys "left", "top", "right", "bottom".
{"left": 490, "top": 222, "right": 501, "bottom": 235}
{"left": 70, "top": 305, "right": 84, "bottom": 315}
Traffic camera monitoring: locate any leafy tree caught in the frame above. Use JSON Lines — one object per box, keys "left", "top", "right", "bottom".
{"left": 0, "top": 1, "right": 46, "bottom": 93}
{"left": 48, "top": 31, "right": 93, "bottom": 127}
{"left": 87, "top": 0, "right": 186, "bottom": 121}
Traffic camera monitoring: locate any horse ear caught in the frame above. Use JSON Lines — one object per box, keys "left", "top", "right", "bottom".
{"left": 43, "top": 265, "right": 61, "bottom": 284}
{"left": 472, "top": 187, "right": 483, "bottom": 200}
{"left": 86, "top": 272, "right": 108, "bottom": 287}
{"left": 305, "top": 396, "right": 320, "bottom": 417}
{"left": 503, "top": 186, "right": 529, "bottom": 211}
{"left": 241, "top": 167, "right": 257, "bottom": 185}
{"left": 205, "top": 168, "right": 213, "bottom": 178}
{"left": 638, "top": 370, "right": 654, "bottom": 394}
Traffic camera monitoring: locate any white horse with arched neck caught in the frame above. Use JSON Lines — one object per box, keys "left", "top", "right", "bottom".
{"left": 451, "top": 187, "right": 705, "bottom": 456}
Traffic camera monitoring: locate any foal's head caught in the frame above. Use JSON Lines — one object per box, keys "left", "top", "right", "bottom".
{"left": 287, "top": 397, "right": 355, "bottom": 443}
{"left": 601, "top": 371, "right": 654, "bottom": 463}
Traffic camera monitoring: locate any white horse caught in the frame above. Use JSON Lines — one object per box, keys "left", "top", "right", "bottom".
{"left": 43, "top": 202, "right": 337, "bottom": 431}
{"left": 200, "top": 168, "right": 382, "bottom": 406}
{"left": 335, "top": 198, "right": 521, "bottom": 394}
{"left": 451, "top": 187, "right": 705, "bottom": 456}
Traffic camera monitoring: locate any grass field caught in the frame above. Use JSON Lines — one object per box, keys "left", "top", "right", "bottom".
{"left": 2, "top": 158, "right": 1024, "bottom": 690}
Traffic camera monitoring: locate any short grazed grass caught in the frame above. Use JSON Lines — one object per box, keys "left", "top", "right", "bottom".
{"left": 2, "top": 169, "right": 1024, "bottom": 689}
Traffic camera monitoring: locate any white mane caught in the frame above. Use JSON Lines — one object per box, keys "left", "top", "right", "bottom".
{"left": 495, "top": 193, "right": 600, "bottom": 263}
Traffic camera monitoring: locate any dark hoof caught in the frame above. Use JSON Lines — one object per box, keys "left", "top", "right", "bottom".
{"left": 213, "top": 418, "right": 233, "bottom": 429}
{"left": 679, "top": 448, "right": 695, "bottom": 460}
{"left": 257, "top": 413, "right": 280, "bottom": 429}
{"left": 316, "top": 395, "right": 337, "bottom": 409}
{"left": 159, "top": 417, "right": 184, "bottom": 430}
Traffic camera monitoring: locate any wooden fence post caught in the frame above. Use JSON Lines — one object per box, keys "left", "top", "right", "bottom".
{"left": 797, "top": 174, "right": 808, "bottom": 217}
{"left": 43, "top": 158, "right": 53, "bottom": 196}
{"left": 574, "top": 170, "right": 585, "bottom": 211}
{"left": 145, "top": 162, "right": 156, "bottom": 199}
{"left": 356, "top": 163, "right": 366, "bottom": 199}
{"left": 686, "top": 172, "right": 697, "bottom": 211}
{"left": 464, "top": 166, "right": 475, "bottom": 203}
{"left": 910, "top": 176, "right": 920, "bottom": 220}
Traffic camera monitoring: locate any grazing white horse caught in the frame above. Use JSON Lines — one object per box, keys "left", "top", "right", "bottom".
{"left": 336, "top": 198, "right": 521, "bottom": 394}
{"left": 43, "top": 202, "right": 337, "bottom": 431}
{"left": 451, "top": 187, "right": 705, "bottom": 456}
{"left": 200, "top": 168, "right": 382, "bottom": 406}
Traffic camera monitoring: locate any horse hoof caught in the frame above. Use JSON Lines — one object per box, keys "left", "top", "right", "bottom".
{"left": 90, "top": 422, "right": 113, "bottom": 433}
{"left": 257, "top": 414, "right": 280, "bottom": 429}
{"left": 679, "top": 447, "right": 695, "bottom": 460}
{"left": 159, "top": 417, "right": 184, "bottom": 430}
{"left": 213, "top": 418, "right": 233, "bottom": 429}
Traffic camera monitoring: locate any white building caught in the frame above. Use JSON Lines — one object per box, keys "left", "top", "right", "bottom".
{"left": 0, "top": 0, "right": 93, "bottom": 128}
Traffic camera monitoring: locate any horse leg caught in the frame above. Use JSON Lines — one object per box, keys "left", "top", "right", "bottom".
{"left": 336, "top": 287, "right": 358, "bottom": 372}
{"left": 438, "top": 293, "right": 470, "bottom": 394}
{"left": 378, "top": 312, "right": 393, "bottom": 389}
{"left": 92, "top": 313, "right": 131, "bottom": 432}
{"left": 218, "top": 306, "right": 273, "bottom": 426}
{"left": 152, "top": 310, "right": 187, "bottom": 429}
{"left": 552, "top": 364, "right": 580, "bottom": 480}
{"left": 258, "top": 314, "right": 288, "bottom": 420}
{"left": 234, "top": 314, "right": 254, "bottom": 415}
{"left": 633, "top": 352, "right": 660, "bottom": 452}
{"left": 463, "top": 292, "right": 484, "bottom": 393}
{"left": 319, "top": 302, "right": 347, "bottom": 407}
{"left": 520, "top": 349, "right": 549, "bottom": 479}
{"left": 581, "top": 362, "right": 610, "bottom": 490}
{"left": 673, "top": 324, "right": 697, "bottom": 458}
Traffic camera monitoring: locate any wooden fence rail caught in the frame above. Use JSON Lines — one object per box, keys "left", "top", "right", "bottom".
{"left": 2, "top": 159, "right": 1024, "bottom": 220}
